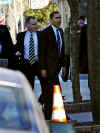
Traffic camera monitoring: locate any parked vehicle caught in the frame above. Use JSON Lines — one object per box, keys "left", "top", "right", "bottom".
{"left": 0, "top": 68, "right": 49, "bottom": 133}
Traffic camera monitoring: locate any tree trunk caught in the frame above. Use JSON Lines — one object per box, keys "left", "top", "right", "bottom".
{"left": 88, "top": 0, "right": 100, "bottom": 122}
{"left": 67, "top": 0, "right": 82, "bottom": 102}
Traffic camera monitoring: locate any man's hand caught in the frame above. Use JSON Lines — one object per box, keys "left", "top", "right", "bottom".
{"left": 15, "top": 51, "right": 21, "bottom": 56}
{"left": 41, "top": 69, "right": 47, "bottom": 78}
{"left": 61, "top": 66, "right": 69, "bottom": 82}
{"left": 62, "top": 66, "right": 67, "bottom": 77}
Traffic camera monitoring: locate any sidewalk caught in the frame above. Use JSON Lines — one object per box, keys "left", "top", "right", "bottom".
{"left": 34, "top": 74, "right": 100, "bottom": 132}
{"left": 34, "top": 74, "right": 90, "bottom": 102}
{"left": 34, "top": 74, "right": 92, "bottom": 122}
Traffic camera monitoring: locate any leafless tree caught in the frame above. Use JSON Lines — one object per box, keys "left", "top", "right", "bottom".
{"left": 88, "top": 0, "right": 100, "bottom": 122}
{"left": 67, "top": 0, "right": 81, "bottom": 102}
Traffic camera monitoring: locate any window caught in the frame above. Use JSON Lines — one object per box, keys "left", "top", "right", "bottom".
{"left": 0, "top": 85, "right": 39, "bottom": 133}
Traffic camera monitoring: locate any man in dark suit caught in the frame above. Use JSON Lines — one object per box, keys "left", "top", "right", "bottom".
{"left": 0, "top": 25, "right": 14, "bottom": 68}
{"left": 15, "top": 16, "right": 46, "bottom": 90}
{"left": 40, "top": 11, "right": 66, "bottom": 120}
{"left": 79, "top": 19, "right": 88, "bottom": 74}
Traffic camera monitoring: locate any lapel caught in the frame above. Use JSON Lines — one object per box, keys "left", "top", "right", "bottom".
{"left": 48, "top": 26, "right": 64, "bottom": 53}
{"left": 48, "top": 26, "right": 57, "bottom": 43}
{"left": 48, "top": 26, "right": 63, "bottom": 45}
{"left": 59, "top": 28, "right": 63, "bottom": 39}
{"left": 19, "top": 31, "right": 26, "bottom": 55}
{"left": 22, "top": 31, "right": 26, "bottom": 47}
{"left": 37, "top": 31, "right": 40, "bottom": 43}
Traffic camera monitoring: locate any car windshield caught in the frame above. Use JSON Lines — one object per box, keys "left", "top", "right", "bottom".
{"left": 0, "top": 85, "right": 39, "bottom": 132}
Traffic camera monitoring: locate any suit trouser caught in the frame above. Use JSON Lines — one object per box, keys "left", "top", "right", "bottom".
{"left": 43, "top": 74, "right": 60, "bottom": 120}
{"left": 19, "top": 60, "right": 46, "bottom": 90}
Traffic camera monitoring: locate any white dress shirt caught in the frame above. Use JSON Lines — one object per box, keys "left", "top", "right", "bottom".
{"left": 51, "top": 25, "right": 62, "bottom": 53}
{"left": 24, "top": 31, "right": 38, "bottom": 60}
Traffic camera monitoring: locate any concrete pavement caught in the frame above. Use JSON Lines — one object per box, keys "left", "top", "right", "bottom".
{"left": 34, "top": 74, "right": 100, "bottom": 132}
{"left": 34, "top": 74, "right": 90, "bottom": 102}
{"left": 34, "top": 74, "right": 92, "bottom": 122}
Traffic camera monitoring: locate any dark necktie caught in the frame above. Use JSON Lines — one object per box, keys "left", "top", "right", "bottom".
{"left": 29, "top": 33, "right": 34, "bottom": 65}
{"left": 56, "top": 29, "right": 61, "bottom": 55}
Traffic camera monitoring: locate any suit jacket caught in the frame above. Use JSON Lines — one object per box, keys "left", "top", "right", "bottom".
{"left": 0, "top": 25, "right": 14, "bottom": 68}
{"left": 40, "top": 25, "right": 66, "bottom": 78}
{"left": 79, "top": 24, "right": 88, "bottom": 74}
{"left": 0, "top": 25, "right": 14, "bottom": 58}
{"left": 15, "top": 31, "right": 43, "bottom": 65}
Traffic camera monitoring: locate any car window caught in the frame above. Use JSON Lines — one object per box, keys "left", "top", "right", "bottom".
{"left": 0, "top": 85, "right": 39, "bottom": 132}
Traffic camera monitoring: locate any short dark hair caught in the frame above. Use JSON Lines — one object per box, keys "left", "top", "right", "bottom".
{"left": 50, "top": 11, "right": 60, "bottom": 19}
{"left": 25, "top": 16, "right": 36, "bottom": 24}
{"left": 79, "top": 16, "right": 85, "bottom": 21}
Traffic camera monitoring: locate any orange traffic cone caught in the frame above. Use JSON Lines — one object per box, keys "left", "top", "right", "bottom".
{"left": 52, "top": 85, "right": 68, "bottom": 123}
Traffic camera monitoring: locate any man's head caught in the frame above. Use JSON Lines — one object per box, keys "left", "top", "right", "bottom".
{"left": 26, "top": 16, "right": 38, "bottom": 32}
{"left": 50, "top": 11, "right": 61, "bottom": 28}
{"left": 78, "top": 16, "right": 85, "bottom": 24}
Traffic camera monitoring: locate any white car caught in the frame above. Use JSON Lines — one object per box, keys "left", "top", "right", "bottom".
{"left": 0, "top": 68, "right": 49, "bottom": 133}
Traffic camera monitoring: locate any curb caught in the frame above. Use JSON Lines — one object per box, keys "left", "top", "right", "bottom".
{"left": 64, "top": 101, "right": 91, "bottom": 113}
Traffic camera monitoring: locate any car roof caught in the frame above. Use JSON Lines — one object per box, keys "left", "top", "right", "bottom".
{"left": 0, "top": 68, "right": 50, "bottom": 133}
{"left": 0, "top": 68, "right": 30, "bottom": 88}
